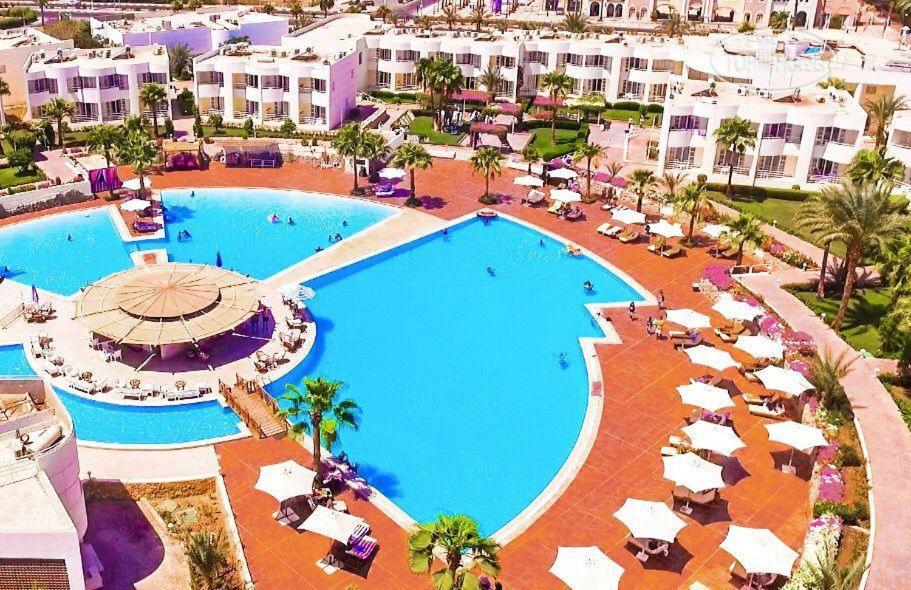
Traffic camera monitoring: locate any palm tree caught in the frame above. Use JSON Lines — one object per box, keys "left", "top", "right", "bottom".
{"left": 139, "top": 83, "right": 167, "bottom": 138}
{"left": 442, "top": 4, "right": 459, "bottom": 30}
{"left": 804, "top": 540, "right": 867, "bottom": 590}
{"left": 415, "top": 57, "right": 434, "bottom": 92}
{"left": 846, "top": 148, "right": 903, "bottom": 188}
{"left": 878, "top": 232, "right": 911, "bottom": 307}
{"left": 168, "top": 44, "right": 192, "bottom": 80}
{"left": 521, "top": 144, "right": 540, "bottom": 174}
{"left": 819, "top": 180, "right": 905, "bottom": 330}
{"left": 865, "top": 94, "right": 908, "bottom": 149}
{"left": 390, "top": 142, "right": 433, "bottom": 207}
{"left": 118, "top": 131, "right": 158, "bottom": 193}
{"left": 604, "top": 160, "right": 624, "bottom": 184}
{"left": 471, "top": 146, "right": 504, "bottom": 205}
{"left": 574, "top": 142, "right": 603, "bottom": 201}
{"left": 0, "top": 77, "right": 10, "bottom": 127}
{"left": 714, "top": 117, "right": 756, "bottom": 197}
{"left": 660, "top": 171, "right": 689, "bottom": 202}
{"left": 319, "top": 0, "right": 335, "bottom": 17}
{"left": 42, "top": 98, "right": 75, "bottom": 149}
{"left": 278, "top": 377, "right": 360, "bottom": 483}
{"left": 408, "top": 514, "right": 501, "bottom": 590}
{"left": 627, "top": 168, "right": 656, "bottom": 212}
{"left": 87, "top": 125, "right": 121, "bottom": 168}
{"left": 661, "top": 9, "right": 689, "bottom": 37}
{"left": 425, "top": 57, "right": 463, "bottom": 131}
{"left": 470, "top": 3, "right": 487, "bottom": 32}
{"left": 770, "top": 10, "right": 790, "bottom": 30}
{"left": 186, "top": 531, "right": 229, "bottom": 590}
{"left": 796, "top": 190, "right": 844, "bottom": 300}
{"left": 676, "top": 182, "right": 707, "bottom": 243}
{"left": 561, "top": 10, "right": 589, "bottom": 33}
{"left": 809, "top": 350, "right": 855, "bottom": 414}
{"left": 331, "top": 124, "right": 387, "bottom": 195}
{"left": 478, "top": 67, "right": 504, "bottom": 104}
{"left": 723, "top": 213, "right": 764, "bottom": 266}
{"left": 37, "top": 0, "right": 47, "bottom": 26}
{"left": 540, "top": 71, "right": 572, "bottom": 143}
{"left": 289, "top": 0, "right": 304, "bottom": 27}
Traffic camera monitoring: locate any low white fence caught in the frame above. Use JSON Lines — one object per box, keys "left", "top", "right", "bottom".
{"left": 0, "top": 180, "right": 93, "bottom": 216}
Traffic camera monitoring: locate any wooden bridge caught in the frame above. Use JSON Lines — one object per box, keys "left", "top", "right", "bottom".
{"left": 219, "top": 375, "right": 287, "bottom": 439}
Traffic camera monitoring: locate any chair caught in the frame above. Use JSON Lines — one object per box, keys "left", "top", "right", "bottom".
{"left": 742, "top": 392, "right": 766, "bottom": 405}
{"left": 662, "top": 244, "right": 684, "bottom": 258}
{"left": 547, "top": 200, "right": 563, "bottom": 214}
{"left": 628, "top": 537, "right": 669, "bottom": 561}
{"left": 618, "top": 230, "right": 640, "bottom": 243}
{"left": 345, "top": 535, "right": 378, "bottom": 560}
{"left": 749, "top": 403, "right": 786, "bottom": 419}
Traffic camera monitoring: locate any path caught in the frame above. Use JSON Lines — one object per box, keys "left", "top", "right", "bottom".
{"left": 78, "top": 445, "right": 221, "bottom": 482}
{"left": 739, "top": 271, "right": 911, "bottom": 590}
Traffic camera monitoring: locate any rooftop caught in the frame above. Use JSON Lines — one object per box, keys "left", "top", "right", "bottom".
{"left": 0, "top": 27, "right": 65, "bottom": 51}
{"left": 95, "top": 9, "right": 287, "bottom": 34}
{"left": 0, "top": 472, "right": 74, "bottom": 535}
{"left": 282, "top": 14, "right": 379, "bottom": 58}
{"left": 25, "top": 45, "right": 168, "bottom": 73}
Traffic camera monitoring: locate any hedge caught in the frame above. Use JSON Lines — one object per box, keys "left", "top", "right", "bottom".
{"left": 368, "top": 90, "right": 419, "bottom": 102}
{"left": 0, "top": 7, "right": 36, "bottom": 29}
{"left": 523, "top": 119, "right": 587, "bottom": 132}
{"left": 813, "top": 500, "right": 869, "bottom": 526}
{"left": 704, "top": 183, "right": 815, "bottom": 201}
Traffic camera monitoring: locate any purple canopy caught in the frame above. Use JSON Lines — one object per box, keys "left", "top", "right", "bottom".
{"left": 88, "top": 167, "right": 123, "bottom": 194}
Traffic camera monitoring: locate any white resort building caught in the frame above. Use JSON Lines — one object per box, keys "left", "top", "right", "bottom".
{"left": 90, "top": 8, "right": 292, "bottom": 53}
{"left": 24, "top": 45, "right": 172, "bottom": 126}
{"left": 0, "top": 28, "right": 73, "bottom": 124}
{"left": 0, "top": 376, "right": 91, "bottom": 590}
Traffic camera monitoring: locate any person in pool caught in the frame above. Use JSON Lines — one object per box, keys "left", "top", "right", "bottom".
{"left": 583, "top": 281, "right": 593, "bottom": 292}
{"left": 487, "top": 266, "right": 495, "bottom": 276}
{"left": 334, "top": 233, "right": 343, "bottom": 241}
{"left": 342, "top": 220, "right": 349, "bottom": 227}
{"left": 287, "top": 217, "right": 295, "bottom": 225}
{"left": 315, "top": 246, "right": 324, "bottom": 252}
{"left": 442, "top": 228, "right": 449, "bottom": 236}
{"left": 66, "top": 234, "right": 73, "bottom": 241}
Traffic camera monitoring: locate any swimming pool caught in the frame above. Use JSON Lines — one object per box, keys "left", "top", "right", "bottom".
{"left": 267, "top": 216, "right": 645, "bottom": 534}
{"left": 0, "top": 189, "right": 394, "bottom": 296}
{"left": 0, "top": 344, "right": 242, "bottom": 445}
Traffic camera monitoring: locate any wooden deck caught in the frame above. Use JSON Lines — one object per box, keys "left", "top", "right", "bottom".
{"left": 220, "top": 376, "right": 287, "bottom": 439}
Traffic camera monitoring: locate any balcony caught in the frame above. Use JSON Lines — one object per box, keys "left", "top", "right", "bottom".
{"left": 298, "top": 115, "right": 326, "bottom": 126}
{"left": 713, "top": 163, "right": 751, "bottom": 176}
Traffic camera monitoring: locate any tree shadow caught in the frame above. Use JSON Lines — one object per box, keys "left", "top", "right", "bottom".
{"left": 354, "top": 462, "right": 402, "bottom": 499}
{"left": 771, "top": 449, "right": 814, "bottom": 480}
{"left": 418, "top": 195, "right": 448, "bottom": 210}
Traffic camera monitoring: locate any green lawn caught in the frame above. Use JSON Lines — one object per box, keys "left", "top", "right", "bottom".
{"left": 0, "top": 165, "right": 45, "bottom": 189}
{"left": 202, "top": 125, "right": 247, "bottom": 138}
{"left": 529, "top": 127, "right": 585, "bottom": 160}
{"left": 408, "top": 116, "right": 464, "bottom": 146}
{"left": 793, "top": 288, "right": 895, "bottom": 357}
{"left": 556, "top": 107, "right": 659, "bottom": 126}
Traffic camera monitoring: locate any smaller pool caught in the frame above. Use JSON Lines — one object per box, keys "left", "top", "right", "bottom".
{"left": 0, "top": 344, "right": 242, "bottom": 445}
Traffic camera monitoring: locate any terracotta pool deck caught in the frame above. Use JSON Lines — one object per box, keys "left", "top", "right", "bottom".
{"left": 146, "top": 161, "right": 812, "bottom": 589}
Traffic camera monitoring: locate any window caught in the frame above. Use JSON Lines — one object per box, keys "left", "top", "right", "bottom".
{"left": 139, "top": 72, "right": 167, "bottom": 85}
{"left": 102, "top": 98, "right": 129, "bottom": 120}
{"left": 244, "top": 100, "right": 259, "bottom": 115}
{"left": 763, "top": 122, "right": 788, "bottom": 139}
{"left": 375, "top": 71, "right": 391, "bottom": 88}
{"left": 649, "top": 83, "right": 668, "bottom": 102}
{"left": 313, "top": 78, "right": 327, "bottom": 93}
{"left": 74, "top": 101, "right": 98, "bottom": 121}
{"left": 68, "top": 76, "right": 96, "bottom": 91}
{"left": 585, "top": 55, "right": 607, "bottom": 68}
{"left": 262, "top": 75, "right": 289, "bottom": 90}
{"left": 396, "top": 50, "right": 419, "bottom": 62}
{"left": 525, "top": 51, "right": 547, "bottom": 65}
{"left": 245, "top": 74, "right": 259, "bottom": 88}
{"left": 199, "top": 71, "right": 223, "bottom": 85}
{"left": 665, "top": 147, "right": 696, "bottom": 168}
{"left": 815, "top": 126, "right": 847, "bottom": 145}
{"left": 28, "top": 78, "right": 57, "bottom": 93}
{"left": 310, "top": 104, "right": 326, "bottom": 122}
{"left": 494, "top": 55, "right": 515, "bottom": 68}
{"left": 651, "top": 59, "right": 673, "bottom": 72}
{"left": 377, "top": 48, "right": 391, "bottom": 61}
{"left": 566, "top": 54, "right": 584, "bottom": 67}
{"left": 99, "top": 74, "right": 128, "bottom": 90}
{"left": 464, "top": 76, "right": 476, "bottom": 89}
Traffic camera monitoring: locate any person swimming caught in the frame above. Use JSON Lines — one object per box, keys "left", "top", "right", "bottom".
{"left": 66, "top": 234, "right": 73, "bottom": 242}
{"left": 539, "top": 238, "right": 544, "bottom": 246}
{"left": 487, "top": 266, "right": 495, "bottom": 276}
{"left": 342, "top": 220, "right": 349, "bottom": 227}
{"left": 287, "top": 217, "right": 295, "bottom": 225}
{"left": 334, "top": 233, "right": 343, "bottom": 241}
{"left": 583, "top": 281, "right": 593, "bottom": 292}
{"left": 190, "top": 191, "right": 195, "bottom": 198}
{"left": 558, "top": 352, "right": 569, "bottom": 367}
{"left": 315, "top": 246, "right": 324, "bottom": 252}
{"left": 268, "top": 214, "right": 279, "bottom": 223}
{"left": 442, "top": 228, "right": 449, "bottom": 236}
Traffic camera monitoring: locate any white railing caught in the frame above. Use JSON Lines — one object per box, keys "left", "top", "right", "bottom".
{"left": 756, "top": 168, "right": 786, "bottom": 179}
{"left": 713, "top": 164, "right": 750, "bottom": 175}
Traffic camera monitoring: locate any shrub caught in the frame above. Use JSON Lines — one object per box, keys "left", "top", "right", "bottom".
{"left": 7, "top": 148, "right": 34, "bottom": 173}
{"left": 813, "top": 501, "right": 868, "bottom": 525}
{"left": 836, "top": 444, "right": 863, "bottom": 467}
{"left": 704, "top": 182, "right": 814, "bottom": 201}
{"left": 702, "top": 265, "right": 734, "bottom": 291}
{"left": 176, "top": 89, "right": 195, "bottom": 116}
{"left": 612, "top": 100, "right": 640, "bottom": 111}
{"left": 524, "top": 119, "right": 586, "bottom": 132}
{"left": 0, "top": 7, "right": 37, "bottom": 29}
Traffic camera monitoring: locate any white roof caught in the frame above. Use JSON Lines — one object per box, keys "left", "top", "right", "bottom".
{"left": 0, "top": 473, "right": 75, "bottom": 535}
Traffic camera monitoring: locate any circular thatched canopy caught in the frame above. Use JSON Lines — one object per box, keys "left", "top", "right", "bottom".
{"left": 75, "top": 263, "right": 261, "bottom": 346}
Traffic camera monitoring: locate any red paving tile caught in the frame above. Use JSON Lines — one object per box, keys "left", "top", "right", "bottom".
{"left": 149, "top": 160, "right": 816, "bottom": 589}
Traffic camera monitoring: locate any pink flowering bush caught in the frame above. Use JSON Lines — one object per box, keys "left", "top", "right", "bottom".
{"left": 497, "top": 103, "right": 520, "bottom": 115}
{"left": 787, "top": 359, "right": 812, "bottom": 378}
{"left": 702, "top": 265, "right": 734, "bottom": 291}
{"left": 768, "top": 241, "right": 787, "bottom": 256}
{"left": 784, "top": 330, "right": 816, "bottom": 355}
{"left": 760, "top": 315, "right": 785, "bottom": 337}
{"left": 816, "top": 439, "right": 838, "bottom": 463}
{"left": 818, "top": 466, "right": 845, "bottom": 502}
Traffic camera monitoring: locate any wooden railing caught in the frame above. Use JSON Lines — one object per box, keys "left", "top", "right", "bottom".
{"left": 219, "top": 379, "right": 265, "bottom": 438}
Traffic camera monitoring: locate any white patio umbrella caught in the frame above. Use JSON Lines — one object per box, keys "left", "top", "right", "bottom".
{"left": 550, "top": 546, "right": 624, "bottom": 590}
{"left": 514, "top": 175, "right": 544, "bottom": 187}
{"left": 754, "top": 366, "right": 815, "bottom": 397}
{"left": 122, "top": 177, "right": 150, "bottom": 191}
{"left": 280, "top": 283, "right": 316, "bottom": 302}
{"left": 682, "top": 421, "right": 746, "bottom": 457}
{"left": 662, "top": 452, "right": 726, "bottom": 493}
{"left": 734, "top": 335, "right": 785, "bottom": 360}
{"left": 120, "top": 198, "right": 152, "bottom": 212}
{"left": 378, "top": 167, "right": 406, "bottom": 180}
{"left": 665, "top": 308, "right": 712, "bottom": 330}
{"left": 720, "top": 526, "right": 799, "bottom": 578}
{"left": 612, "top": 208, "right": 647, "bottom": 225}
{"left": 684, "top": 345, "right": 740, "bottom": 371}
{"left": 649, "top": 219, "right": 684, "bottom": 239}
{"left": 676, "top": 382, "right": 734, "bottom": 413}
{"left": 613, "top": 499, "right": 686, "bottom": 543}
{"left": 255, "top": 460, "right": 318, "bottom": 503}
{"left": 712, "top": 295, "right": 763, "bottom": 322}
{"left": 766, "top": 421, "right": 828, "bottom": 452}
{"left": 550, "top": 188, "right": 582, "bottom": 203}
{"left": 298, "top": 505, "right": 366, "bottom": 543}
{"left": 548, "top": 167, "right": 578, "bottom": 180}
{"left": 701, "top": 223, "right": 730, "bottom": 239}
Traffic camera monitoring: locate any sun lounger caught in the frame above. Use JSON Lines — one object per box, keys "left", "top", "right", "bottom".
{"left": 346, "top": 535, "right": 378, "bottom": 560}
{"left": 167, "top": 388, "right": 202, "bottom": 401}
{"left": 132, "top": 221, "right": 162, "bottom": 233}
{"left": 123, "top": 389, "right": 145, "bottom": 401}
{"left": 42, "top": 361, "right": 63, "bottom": 377}
{"left": 618, "top": 230, "right": 640, "bottom": 243}
{"left": 348, "top": 522, "right": 370, "bottom": 545}
{"left": 660, "top": 446, "right": 679, "bottom": 456}
{"left": 564, "top": 207, "right": 584, "bottom": 221}
{"left": 717, "top": 246, "right": 739, "bottom": 259}
{"left": 628, "top": 536, "right": 669, "bottom": 561}
{"left": 662, "top": 245, "right": 684, "bottom": 258}
{"left": 749, "top": 403, "right": 786, "bottom": 419}
{"left": 596, "top": 223, "right": 613, "bottom": 235}
{"left": 523, "top": 190, "right": 546, "bottom": 206}
{"left": 646, "top": 243, "right": 666, "bottom": 255}
{"left": 714, "top": 328, "right": 740, "bottom": 343}
{"left": 547, "top": 201, "right": 563, "bottom": 214}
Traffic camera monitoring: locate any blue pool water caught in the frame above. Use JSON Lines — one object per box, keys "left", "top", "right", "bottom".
{"left": 0, "top": 189, "right": 394, "bottom": 296}
{"left": 0, "top": 344, "right": 242, "bottom": 445}
{"left": 267, "top": 216, "right": 644, "bottom": 534}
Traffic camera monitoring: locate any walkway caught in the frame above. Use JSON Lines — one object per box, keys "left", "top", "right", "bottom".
{"left": 78, "top": 445, "right": 221, "bottom": 482}
{"left": 739, "top": 271, "right": 911, "bottom": 590}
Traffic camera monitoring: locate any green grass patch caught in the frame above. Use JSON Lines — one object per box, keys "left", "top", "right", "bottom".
{"left": 792, "top": 288, "right": 895, "bottom": 357}
{"left": 202, "top": 125, "right": 247, "bottom": 138}
{"left": 529, "top": 127, "right": 585, "bottom": 160}
{"left": 0, "top": 165, "right": 46, "bottom": 189}
{"left": 601, "top": 108, "right": 659, "bottom": 125}
{"left": 408, "top": 116, "right": 464, "bottom": 146}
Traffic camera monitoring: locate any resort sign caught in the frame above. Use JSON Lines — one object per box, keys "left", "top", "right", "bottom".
{"left": 708, "top": 32, "right": 832, "bottom": 93}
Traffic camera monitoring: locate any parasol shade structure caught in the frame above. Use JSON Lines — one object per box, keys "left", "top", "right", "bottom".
{"left": 701, "top": 223, "right": 730, "bottom": 239}
{"left": 753, "top": 365, "right": 815, "bottom": 397}
{"left": 665, "top": 308, "right": 711, "bottom": 329}
{"left": 548, "top": 167, "right": 578, "bottom": 180}
{"left": 712, "top": 294, "right": 763, "bottom": 322}
{"left": 550, "top": 546, "right": 624, "bottom": 590}
{"left": 684, "top": 345, "right": 740, "bottom": 371}
{"left": 734, "top": 335, "right": 785, "bottom": 360}
{"left": 75, "top": 263, "right": 261, "bottom": 346}
{"left": 550, "top": 189, "right": 582, "bottom": 203}
{"left": 662, "top": 452, "right": 725, "bottom": 493}
{"left": 299, "top": 505, "right": 366, "bottom": 543}
{"left": 123, "top": 177, "right": 151, "bottom": 191}
{"left": 514, "top": 175, "right": 544, "bottom": 187}
{"left": 720, "top": 526, "right": 799, "bottom": 577}
{"left": 613, "top": 499, "right": 686, "bottom": 542}
{"left": 765, "top": 422, "right": 828, "bottom": 453}
{"left": 649, "top": 219, "right": 684, "bottom": 239}
{"left": 255, "top": 460, "right": 318, "bottom": 503}
{"left": 612, "top": 208, "right": 647, "bottom": 225}
{"left": 682, "top": 420, "right": 746, "bottom": 457}
{"left": 120, "top": 198, "right": 152, "bottom": 212}
{"left": 676, "top": 381, "right": 734, "bottom": 413}
{"left": 377, "top": 167, "right": 406, "bottom": 180}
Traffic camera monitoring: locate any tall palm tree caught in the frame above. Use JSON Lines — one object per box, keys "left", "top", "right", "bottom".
{"left": 318, "top": 0, "right": 335, "bottom": 17}
{"left": 415, "top": 57, "right": 434, "bottom": 91}
{"left": 391, "top": 141, "right": 433, "bottom": 207}
{"left": 660, "top": 171, "right": 689, "bottom": 202}
{"left": 561, "top": 10, "right": 589, "bottom": 33}
{"left": 770, "top": 10, "right": 790, "bottom": 30}
{"left": 471, "top": 146, "right": 504, "bottom": 205}
{"left": 139, "top": 83, "right": 167, "bottom": 138}
{"left": 0, "top": 77, "right": 10, "bottom": 127}
{"left": 540, "top": 71, "right": 572, "bottom": 143}
{"left": 278, "top": 377, "right": 360, "bottom": 483}
{"left": 878, "top": 232, "right": 911, "bottom": 307}
{"left": 865, "top": 94, "right": 908, "bottom": 149}
{"left": 470, "top": 3, "right": 488, "bottom": 32}
{"left": 574, "top": 142, "right": 603, "bottom": 201}
{"left": 168, "top": 44, "right": 192, "bottom": 80}
{"left": 186, "top": 531, "right": 228, "bottom": 590}
{"left": 87, "top": 125, "right": 122, "bottom": 168}
{"left": 724, "top": 213, "right": 764, "bottom": 265}
{"left": 118, "top": 131, "right": 158, "bottom": 193}
{"left": 714, "top": 117, "right": 756, "bottom": 196}
{"left": 331, "top": 123, "right": 387, "bottom": 195}
{"left": 289, "top": 0, "right": 304, "bottom": 27}
{"left": 478, "top": 67, "right": 504, "bottom": 104}
{"left": 425, "top": 57, "right": 463, "bottom": 131}
{"left": 442, "top": 4, "right": 459, "bottom": 30}
{"left": 676, "top": 182, "right": 707, "bottom": 243}
{"left": 796, "top": 190, "right": 844, "bottom": 300}
{"left": 627, "top": 168, "right": 656, "bottom": 212}
{"left": 408, "top": 514, "right": 501, "bottom": 590}
{"left": 809, "top": 350, "right": 855, "bottom": 414}
{"left": 42, "top": 98, "right": 75, "bottom": 149}
{"left": 846, "top": 148, "right": 903, "bottom": 188}
{"left": 810, "top": 181, "right": 905, "bottom": 330}
{"left": 521, "top": 144, "right": 540, "bottom": 174}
